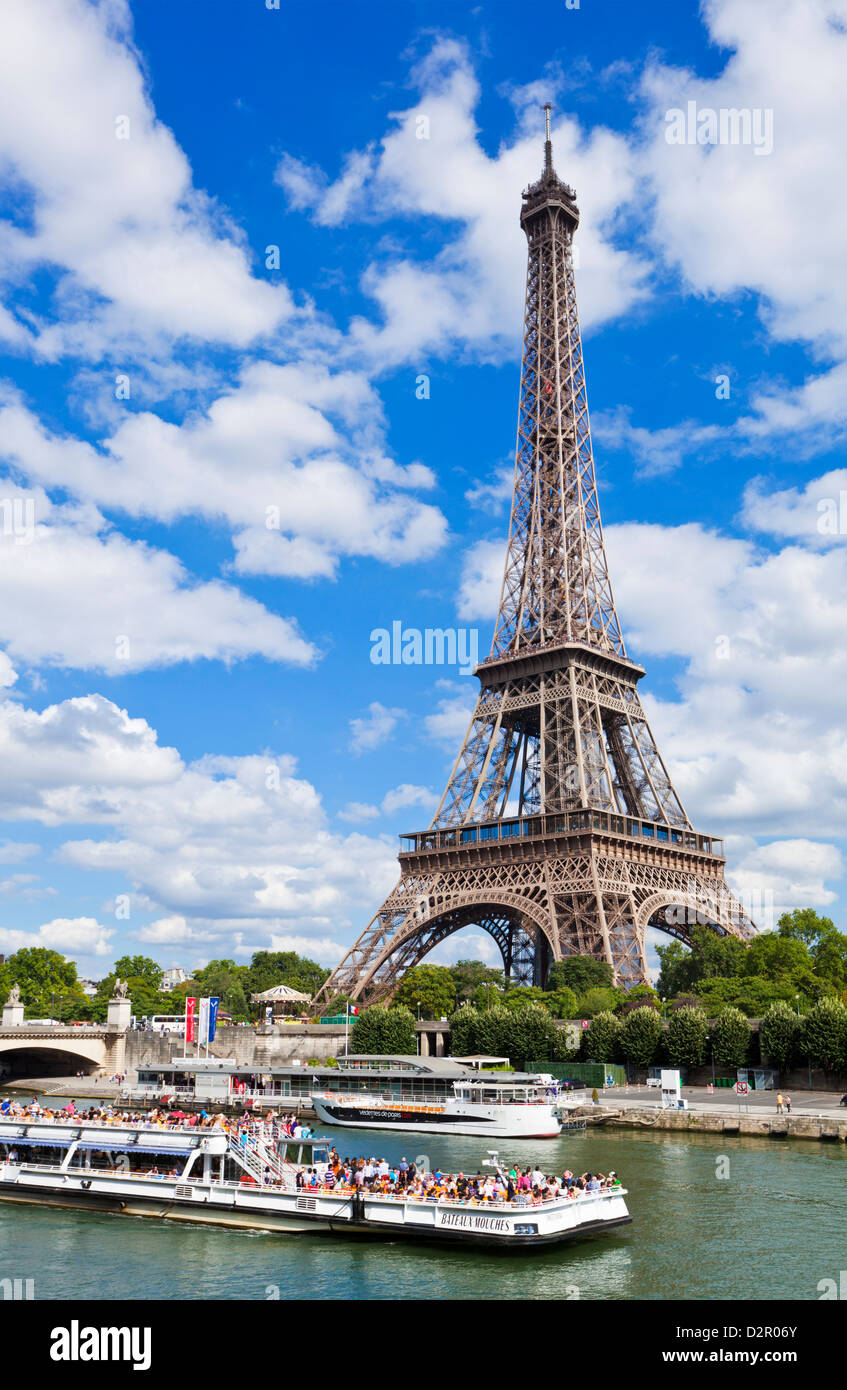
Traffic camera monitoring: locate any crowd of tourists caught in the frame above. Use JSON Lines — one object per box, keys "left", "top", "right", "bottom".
{"left": 287, "top": 1152, "right": 623, "bottom": 1205}
{"left": 1, "top": 1098, "right": 623, "bottom": 1205}
{"left": 0, "top": 1096, "right": 313, "bottom": 1141}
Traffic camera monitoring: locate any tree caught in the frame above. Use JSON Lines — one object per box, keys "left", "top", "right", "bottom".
{"left": 777, "top": 908, "right": 837, "bottom": 950}
{"left": 448, "top": 959, "right": 504, "bottom": 1003}
{"left": 505, "top": 1002, "right": 557, "bottom": 1065}
{"left": 394, "top": 965, "right": 456, "bottom": 1019}
{"left": 350, "top": 1005, "right": 416, "bottom": 1056}
{"left": 501, "top": 986, "right": 548, "bottom": 1012}
{"left": 575, "top": 986, "right": 621, "bottom": 1018}
{"left": 759, "top": 1001, "right": 802, "bottom": 1072}
{"left": 666, "top": 1006, "right": 708, "bottom": 1067}
{"left": 694, "top": 974, "right": 798, "bottom": 1019}
{"left": 581, "top": 1010, "right": 620, "bottom": 1063}
{"left": 618, "top": 983, "right": 660, "bottom": 1015}
{"left": 113, "top": 956, "right": 163, "bottom": 992}
{"left": 473, "top": 1006, "right": 514, "bottom": 1057}
{"left": 742, "top": 933, "right": 812, "bottom": 981}
{"left": 448, "top": 1004, "right": 480, "bottom": 1056}
{"left": 799, "top": 997, "right": 847, "bottom": 1073}
{"left": 246, "top": 950, "right": 329, "bottom": 999}
{"left": 656, "top": 926, "right": 748, "bottom": 999}
{"left": 3, "top": 947, "right": 86, "bottom": 1018}
{"left": 552, "top": 1026, "right": 580, "bottom": 1063}
{"left": 618, "top": 1006, "right": 663, "bottom": 1069}
{"left": 710, "top": 1007, "right": 751, "bottom": 1069}
{"left": 544, "top": 986, "right": 579, "bottom": 1019}
{"left": 547, "top": 957, "right": 614, "bottom": 995}
{"left": 192, "top": 959, "right": 250, "bottom": 1020}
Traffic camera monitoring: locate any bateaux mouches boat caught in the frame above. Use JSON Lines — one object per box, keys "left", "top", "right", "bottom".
{"left": 311, "top": 1077, "right": 562, "bottom": 1138}
{"left": 0, "top": 1116, "right": 630, "bottom": 1248}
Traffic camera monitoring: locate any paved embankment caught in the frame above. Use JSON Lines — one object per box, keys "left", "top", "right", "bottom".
{"left": 587, "top": 1098, "right": 847, "bottom": 1141}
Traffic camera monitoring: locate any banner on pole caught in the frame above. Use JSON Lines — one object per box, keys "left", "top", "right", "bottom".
{"left": 208, "top": 997, "right": 220, "bottom": 1042}
{"left": 198, "top": 997, "right": 210, "bottom": 1045}
{"left": 185, "top": 997, "right": 197, "bottom": 1043}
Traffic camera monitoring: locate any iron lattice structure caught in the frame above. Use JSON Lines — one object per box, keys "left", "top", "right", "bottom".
{"left": 315, "top": 114, "right": 756, "bottom": 1008}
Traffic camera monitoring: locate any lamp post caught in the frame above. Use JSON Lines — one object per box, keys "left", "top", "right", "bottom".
{"left": 707, "top": 1032, "right": 715, "bottom": 1085}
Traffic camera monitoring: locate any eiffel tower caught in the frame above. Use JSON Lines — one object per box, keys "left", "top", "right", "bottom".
{"left": 315, "top": 109, "right": 756, "bottom": 1008}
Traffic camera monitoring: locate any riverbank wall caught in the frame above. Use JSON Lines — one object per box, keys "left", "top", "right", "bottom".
{"left": 588, "top": 1105, "right": 847, "bottom": 1142}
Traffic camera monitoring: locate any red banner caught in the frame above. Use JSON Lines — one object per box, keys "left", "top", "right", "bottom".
{"left": 185, "top": 997, "right": 197, "bottom": 1043}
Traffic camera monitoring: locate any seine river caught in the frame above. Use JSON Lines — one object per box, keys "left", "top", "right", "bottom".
{"left": 1, "top": 1117, "right": 844, "bottom": 1300}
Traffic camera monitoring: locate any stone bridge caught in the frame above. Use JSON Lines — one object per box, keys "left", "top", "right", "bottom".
{"left": 0, "top": 1025, "right": 127, "bottom": 1078}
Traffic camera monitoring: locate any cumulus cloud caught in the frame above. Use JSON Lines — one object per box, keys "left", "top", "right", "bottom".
{"left": 0, "top": 0, "right": 291, "bottom": 357}
{"left": 0, "top": 492, "right": 316, "bottom": 673}
{"left": 0, "top": 364, "right": 448, "bottom": 582}
{"left": 0, "top": 687, "right": 401, "bottom": 958}
{"left": 348, "top": 702, "right": 406, "bottom": 754}
{"left": 276, "top": 37, "right": 649, "bottom": 367}
{"left": 0, "top": 915, "right": 114, "bottom": 957}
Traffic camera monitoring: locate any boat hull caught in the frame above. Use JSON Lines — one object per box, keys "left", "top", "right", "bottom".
{"left": 0, "top": 1169, "right": 629, "bottom": 1248}
{"left": 310, "top": 1094, "right": 561, "bottom": 1138}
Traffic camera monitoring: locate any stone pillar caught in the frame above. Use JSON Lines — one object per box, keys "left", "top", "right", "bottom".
{"left": 106, "top": 995, "right": 132, "bottom": 1031}
{"left": 419, "top": 1029, "right": 430, "bottom": 1057}
{"left": 2, "top": 998, "right": 24, "bottom": 1028}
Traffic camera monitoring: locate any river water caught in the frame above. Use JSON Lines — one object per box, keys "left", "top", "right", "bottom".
{"left": 1, "top": 1115, "right": 844, "bottom": 1301}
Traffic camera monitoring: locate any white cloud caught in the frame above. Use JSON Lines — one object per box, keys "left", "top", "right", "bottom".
{"left": 267, "top": 934, "right": 347, "bottom": 964}
{"left": 0, "top": 493, "right": 316, "bottom": 673}
{"left": 0, "top": 915, "right": 114, "bottom": 957}
{"left": 729, "top": 839, "right": 844, "bottom": 919}
{"left": 634, "top": 0, "right": 847, "bottom": 451}
{"left": 592, "top": 408, "right": 723, "bottom": 479}
{"left": 424, "top": 689, "right": 476, "bottom": 749}
{"left": 349, "top": 702, "right": 406, "bottom": 754}
{"left": 457, "top": 539, "right": 505, "bottom": 622}
{"left": 380, "top": 783, "right": 437, "bottom": 818}
{"left": 337, "top": 802, "right": 381, "bottom": 824}
{"left": 0, "top": 840, "right": 39, "bottom": 863}
{"left": 741, "top": 467, "right": 847, "bottom": 545}
{"left": 0, "top": 364, "right": 448, "bottom": 582}
{"left": 454, "top": 514, "right": 847, "bottom": 840}
{"left": 276, "top": 38, "right": 649, "bottom": 367}
{"left": 137, "top": 915, "right": 214, "bottom": 945}
{"left": 0, "top": 0, "right": 291, "bottom": 357}
{"left": 0, "top": 686, "right": 401, "bottom": 957}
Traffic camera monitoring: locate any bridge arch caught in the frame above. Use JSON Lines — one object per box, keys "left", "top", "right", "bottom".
{"left": 0, "top": 1034, "right": 107, "bottom": 1079}
{"left": 352, "top": 892, "right": 559, "bottom": 1004}
{"left": 635, "top": 887, "right": 747, "bottom": 945}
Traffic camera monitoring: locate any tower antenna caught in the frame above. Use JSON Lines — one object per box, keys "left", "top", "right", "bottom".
{"left": 543, "top": 102, "right": 553, "bottom": 175}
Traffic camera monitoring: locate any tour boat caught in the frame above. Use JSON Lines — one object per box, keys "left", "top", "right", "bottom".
{"left": 310, "top": 1077, "right": 562, "bottom": 1138}
{"left": 0, "top": 1116, "right": 630, "bottom": 1248}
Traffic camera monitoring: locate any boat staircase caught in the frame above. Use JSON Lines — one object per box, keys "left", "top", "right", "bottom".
{"left": 226, "top": 1131, "right": 298, "bottom": 1188}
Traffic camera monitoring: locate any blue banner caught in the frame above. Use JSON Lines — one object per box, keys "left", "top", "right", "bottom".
{"left": 208, "top": 996, "right": 220, "bottom": 1042}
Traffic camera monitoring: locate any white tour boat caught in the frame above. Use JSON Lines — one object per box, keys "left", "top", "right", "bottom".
{"left": 310, "top": 1077, "right": 562, "bottom": 1138}
{"left": 0, "top": 1115, "right": 630, "bottom": 1248}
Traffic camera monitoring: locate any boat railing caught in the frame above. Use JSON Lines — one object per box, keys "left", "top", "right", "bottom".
{"left": 318, "top": 1089, "right": 555, "bottom": 1107}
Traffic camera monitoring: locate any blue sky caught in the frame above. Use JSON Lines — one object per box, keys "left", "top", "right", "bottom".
{"left": 0, "top": 0, "right": 845, "bottom": 982}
